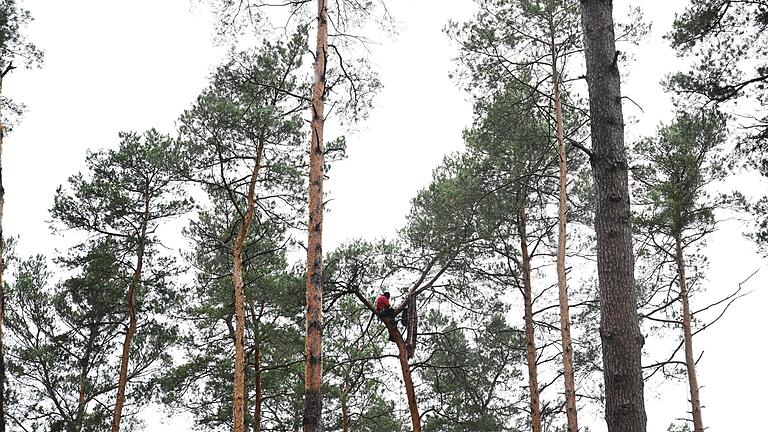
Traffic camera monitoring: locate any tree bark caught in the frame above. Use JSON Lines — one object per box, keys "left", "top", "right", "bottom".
{"left": 674, "top": 234, "right": 704, "bottom": 432}
{"left": 552, "top": 63, "right": 579, "bottom": 432}
{"left": 111, "top": 197, "right": 150, "bottom": 432}
{"left": 518, "top": 206, "right": 542, "bottom": 432}
{"left": 303, "top": 0, "right": 328, "bottom": 431}
{"left": 232, "top": 132, "right": 266, "bottom": 432}
{"left": 578, "top": 2, "right": 647, "bottom": 431}
{"left": 383, "top": 319, "right": 420, "bottom": 432}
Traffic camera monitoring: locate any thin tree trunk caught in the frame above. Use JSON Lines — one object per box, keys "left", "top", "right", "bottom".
{"left": 0, "top": 71, "right": 6, "bottom": 432}
{"left": 341, "top": 368, "right": 350, "bottom": 432}
{"left": 674, "top": 235, "right": 704, "bottom": 432}
{"left": 578, "top": 2, "right": 646, "bottom": 431}
{"left": 518, "top": 206, "right": 542, "bottom": 432}
{"left": 303, "top": 0, "right": 328, "bottom": 430}
{"left": 76, "top": 330, "right": 96, "bottom": 432}
{"left": 233, "top": 133, "right": 267, "bottom": 432}
{"left": 111, "top": 198, "right": 149, "bottom": 432}
{"left": 552, "top": 63, "right": 579, "bottom": 432}
{"left": 383, "top": 319, "right": 420, "bottom": 432}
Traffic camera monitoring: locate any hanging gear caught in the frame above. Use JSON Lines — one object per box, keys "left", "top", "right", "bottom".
{"left": 405, "top": 294, "right": 417, "bottom": 359}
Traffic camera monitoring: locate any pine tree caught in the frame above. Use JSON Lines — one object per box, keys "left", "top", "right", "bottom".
{"left": 160, "top": 191, "right": 305, "bottom": 430}
{"left": 304, "top": 3, "right": 328, "bottom": 430}
{"left": 670, "top": 0, "right": 768, "bottom": 253}
{"left": 579, "top": 1, "right": 647, "bottom": 430}
{"left": 448, "top": 1, "right": 589, "bottom": 427}
{"left": 463, "top": 81, "right": 557, "bottom": 431}
{"left": 633, "top": 109, "right": 729, "bottom": 432}
{"left": 0, "top": 3, "right": 42, "bottom": 428}
{"left": 172, "top": 36, "right": 309, "bottom": 432}
{"left": 8, "top": 242, "right": 180, "bottom": 432}
{"left": 51, "top": 130, "right": 192, "bottom": 432}
{"left": 203, "top": 3, "right": 387, "bottom": 427}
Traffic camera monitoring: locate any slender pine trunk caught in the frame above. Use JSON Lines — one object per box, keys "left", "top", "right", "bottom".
{"left": 233, "top": 133, "right": 266, "bottom": 432}
{"left": 232, "top": 242, "right": 247, "bottom": 432}
{"left": 383, "top": 319, "right": 420, "bottom": 432}
{"left": 111, "top": 198, "right": 149, "bottom": 432}
{"left": 552, "top": 63, "right": 578, "bottom": 432}
{"left": 303, "top": 0, "right": 328, "bottom": 430}
{"left": 579, "top": 2, "right": 646, "bottom": 431}
{"left": 341, "top": 368, "right": 350, "bottom": 432}
{"left": 674, "top": 235, "right": 704, "bottom": 432}
{"left": 518, "top": 206, "right": 542, "bottom": 432}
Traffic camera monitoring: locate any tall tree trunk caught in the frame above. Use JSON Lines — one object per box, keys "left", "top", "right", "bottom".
{"left": 578, "top": 2, "right": 646, "bottom": 431}
{"left": 233, "top": 133, "right": 267, "bottom": 432}
{"left": 674, "top": 234, "right": 704, "bottom": 432}
{"left": 0, "top": 70, "right": 7, "bottom": 432}
{"left": 303, "top": 0, "right": 328, "bottom": 431}
{"left": 518, "top": 206, "right": 542, "bottom": 432}
{"left": 383, "top": 319, "right": 420, "bottom": 432}
{"left": 552, "top": 64, "right": 579, "bottom": 432}
{"left": 111, "top": 198, "right": 149, "bottom": 432}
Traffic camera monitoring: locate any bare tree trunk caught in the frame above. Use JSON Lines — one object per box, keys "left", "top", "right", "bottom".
{"left": 518, "top": 206, "right": 542, "bottom": 432}
{"left": 111, "top": 198, "right": 149, "bottom": 432}
{"left": 303, "top": 0, "right": 328, "bottom": 431}
{"left": 233, "top": 134, "right": 267, "bottom": 432}
{"left": 383, "top": 319, "right": 420, "bottom": 432}
{"left": 553, "top": 69, "right": 578, "bottom": 432}
{"left": 578, "top": 2, "right": 646, "bottom": 431}
{"left": 674, "top": 235, "right": 704, "bottom": 432}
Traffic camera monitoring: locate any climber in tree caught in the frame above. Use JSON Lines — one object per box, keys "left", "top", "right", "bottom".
{"left": 375, "top": 291, "right": 395, "bottom": 319}
{"left": 376, "top": 291, "right": 409, "bottom": 328}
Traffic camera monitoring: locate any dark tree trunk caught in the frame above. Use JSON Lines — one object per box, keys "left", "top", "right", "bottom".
{"left": 578, "top": 1, "right": 647, "bottom": 431}
{"left": 303, "top": 1, "right": 328, "bottom": 431}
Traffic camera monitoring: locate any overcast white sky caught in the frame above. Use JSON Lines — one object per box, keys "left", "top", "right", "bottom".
{"left": 4, "top": 0, "right": 766, "bottom": 431}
